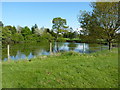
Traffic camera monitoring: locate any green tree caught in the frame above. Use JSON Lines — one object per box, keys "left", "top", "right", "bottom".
{"left": 0, "top": 21, "right": 3, "bottom": 43}
{"left": 11, "top": 26, "right": 17, "bottom": 34}
{"left": 21, "top": 26, "right": 32, "bottom": 40}
{"left": 52, "top": 17, "right": 67, "bottom": 39}
{"left": 31, "top": 26, "right": 35, "bottom": 34}
{"left": 78, "top": 2, "right": 119, "bottom": 50}
{"left": 0, "top": 21, "right": 3, "bottom": 27}
{"left": 2, "top": 26, "right": 12, "bottom": 43}
{"left": 68, "top": 32, "right": 76, "bottom": 40}
{"left": 31, "top": 24, "right": 38, "bottom": 34}
{"left": 11, "top": 33, "right": 24, "bottom": 43}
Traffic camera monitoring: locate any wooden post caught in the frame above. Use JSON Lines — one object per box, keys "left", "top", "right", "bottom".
{"left": 111, "top": 42, "right": 112, "bottom": 49}
{"left": 50, "top": 42, "right": 52, "bottom": 55}
{"left": 7, "top": 44, "right": 10, "bottom": 61}
{"left": 83, "top": 43, "right": 85, "bottom": 53}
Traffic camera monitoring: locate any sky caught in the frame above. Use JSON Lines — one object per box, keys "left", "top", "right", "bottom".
{"left": 2, "top": 2, "right": 93, "bottom": 30}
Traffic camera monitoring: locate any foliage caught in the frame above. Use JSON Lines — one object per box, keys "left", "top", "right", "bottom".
{"left": 78, "top": 2, "right": 119, "bottom": 50}
{"left": 1, "top": 16, "right": 81, "bottom": 44}
{"left": 42, "top": 31, "right": 55, "bottom": 42}
{"left": 11, "top": 33, "right": 24, "bottom": 43}
{"left": 2, "top": 20, "right": 113, "bottom": 44}
{"left": 2, "top": 23, "right": 56, "bottom": 43}
{"left": 21, "top": 26, "right": 31, "bottom": 37}
{"left": 52, "top": 17, "right": 68, "bottom": 39}
{"left": 2, "top": 26, "right": 12, "bottom": 43}
{"left": 0, "top": 21, "right": 3, "bottom": 27}
{"left": 56, "top": 37, "right": 66, "bottom": 42}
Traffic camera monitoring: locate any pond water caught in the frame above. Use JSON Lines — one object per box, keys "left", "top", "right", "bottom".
{"left": 2, "top": 42, "right": 108, "bottom": 61}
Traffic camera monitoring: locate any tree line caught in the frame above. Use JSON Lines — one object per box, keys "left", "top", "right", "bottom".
{"left": 0, "top": 2, "right": 119, "bottom": 50}
{"left": 0, "top": 18, "right": 78, "bottom": 44}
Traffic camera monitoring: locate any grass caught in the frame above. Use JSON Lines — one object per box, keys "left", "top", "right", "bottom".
{"left": 2, "top": 48, "right": 118, "bottom": 88}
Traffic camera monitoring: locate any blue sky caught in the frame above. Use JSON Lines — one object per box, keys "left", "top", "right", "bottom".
{"left": 2, "top": 2, "right": 93, "bottom": 30}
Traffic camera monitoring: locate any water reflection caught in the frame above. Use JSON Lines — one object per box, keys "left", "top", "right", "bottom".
{"left": 2, "top": 42, "right": 108, "bottom": 61}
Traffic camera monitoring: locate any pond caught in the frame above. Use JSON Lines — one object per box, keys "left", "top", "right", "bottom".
{"left": 2, "top": 42, "right": 108, "bottom": 61}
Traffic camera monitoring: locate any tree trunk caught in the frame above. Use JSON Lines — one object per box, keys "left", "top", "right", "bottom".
{"left": 108, "top": 41, "right": 111, "bottom": 50}
{"left": 56, "top": 42, "right": 59, "bottom": 52}
{"left": 100, "top": 41, "right": 102, "bottom": 51}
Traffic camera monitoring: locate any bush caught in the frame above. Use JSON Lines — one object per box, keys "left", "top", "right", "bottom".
{"left": 57, "top": 37, "right": 66, "bottom": 42}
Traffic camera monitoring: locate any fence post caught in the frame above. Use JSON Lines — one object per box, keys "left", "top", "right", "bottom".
{"left": 50, "top": 42, "right": 53, "bottom": 55}
{"left": 7, "top": 44, "right": 10, "bottom": 61}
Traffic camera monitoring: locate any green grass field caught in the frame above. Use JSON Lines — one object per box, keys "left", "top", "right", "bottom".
{"left": 2, "top": 48, "right": 118, "bottom": 88}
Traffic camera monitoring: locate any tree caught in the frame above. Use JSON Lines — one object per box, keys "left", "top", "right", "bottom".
{"left": 17, "top": 25, "right": 23, "bottom": 33}
{"left": 31, "top": 24, "right": 38, "bottom": 34}
{"left": 0, "top": 21, "right": 3, "bottom": 42}
{"left": 0, "top": 21, "right": 3, "bottom": 27}
{"left": 34, "top": 24, "right": 38, "bottom": 28}
{"left": 2, "top": 26, "right": 12, "bottom": 43}
{"left": 49, "top": 30, "right": 57, "bottom": 38}
{"left": 12, "top": 26, "right": 17, "bottom": 34}
{"left": 78, "top": 11, "right": 102, "bottom": 42}
{"left": 52, "top": 17, "right": 67, "bottom": 39}
{"left": 11, "top": 33, "right": 24, "bottom": 43}
{"left": 31, "top": 26, "right": 35, "bottom": 34}
{"left": 32, "top": 25, "right": 42, "bottom": 36}
{"left": 21, "top": 26, "right": 31, "bottom": 36}
{"left": 44, "top": 28, "right": 50, "bottom": 33}
{"left": 21, "top": 26, "right": 32, "bottom": 40}
{"left": 68, "top": 32, "right": 76, "bottom": 40}
{"left": 78, "top": 2, "right": 119, "bottom": 50}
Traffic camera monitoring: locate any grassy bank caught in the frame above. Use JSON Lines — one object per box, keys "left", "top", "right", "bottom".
{"left": 2, "top": 48, "right": 118, "bottom": 88}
